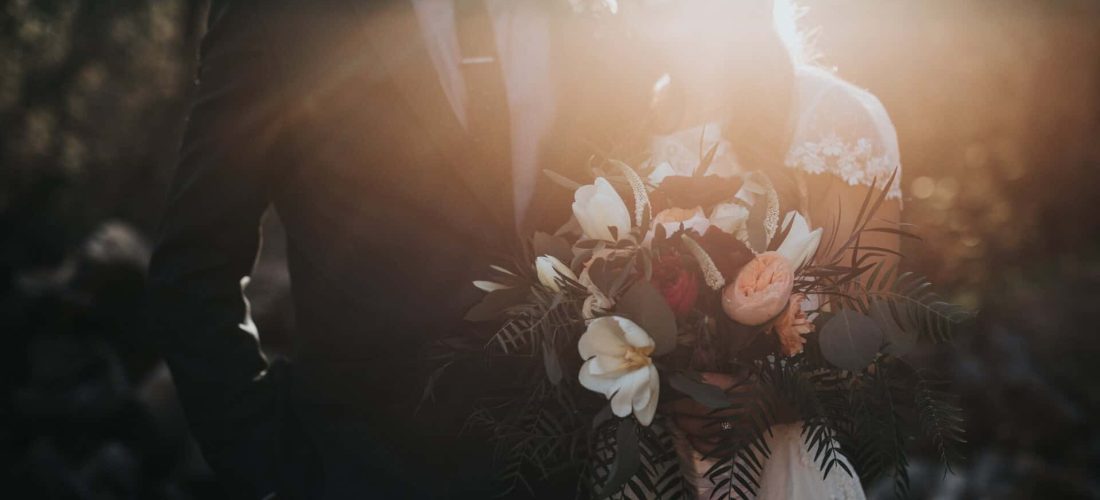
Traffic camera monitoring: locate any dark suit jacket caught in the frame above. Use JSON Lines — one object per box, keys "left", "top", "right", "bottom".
{"left": 146, "top": 0, "right": 607, "bottom": 498}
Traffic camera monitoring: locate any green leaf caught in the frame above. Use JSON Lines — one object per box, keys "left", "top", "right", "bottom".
{"left": 595, "top": 420, "right": 641, "bottom": 498}
{"left": 616, "top": 281, "right": 677, "bottom": 355}
{"left": 532, "top": 231, "right": 572, "bottom": 264}
{"left": 592, "top": 405, "right": 613, "bottom": 430}
{"left": 818, "top": 309, "right": 884, "bottom": 371}
{"left": 587, "top": 258, "right": 615, "bottom": 292}
{"left": 870, "top": 298, "right": 917, "bottom": 357}
{"left": 542, "top": 342, "right": 563, "bottom": 385}
{"left": 669, "top": 373, "right": 731, "bottom": 409}
{"left": 464, "top": 286, "right": 529, "bottom": 322}
{"left": 542, "top": 169, "right": 583, "bottom": 191}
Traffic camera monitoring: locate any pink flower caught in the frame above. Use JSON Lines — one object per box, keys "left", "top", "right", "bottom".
{"left": 774, "top": 294, "right": 814, "bottom": 356}
{"left": 720, "top": 251, "right": 794, "bottom": 326}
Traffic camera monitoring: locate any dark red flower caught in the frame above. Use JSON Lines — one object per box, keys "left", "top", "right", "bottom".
{"left": 652, "top": 253, "right": 700, "bottom": 316}
{"left": 652, "top": 175, "right": 744, "bottom": 212}
{"left": 697, "top": 227, "right": 755, "bottom": 282}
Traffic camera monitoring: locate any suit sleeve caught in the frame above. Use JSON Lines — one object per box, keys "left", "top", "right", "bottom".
{"left": 146, "top": 2, "right": 293, "bottom": 495}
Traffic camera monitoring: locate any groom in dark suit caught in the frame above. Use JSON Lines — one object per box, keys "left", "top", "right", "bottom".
{"left": 147, "top": 0, "right": 609, "bottom": 497}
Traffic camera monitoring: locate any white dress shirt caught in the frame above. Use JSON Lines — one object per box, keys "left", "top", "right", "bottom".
{"left": 410, "top": 0, "right": 557, "bottom": 227}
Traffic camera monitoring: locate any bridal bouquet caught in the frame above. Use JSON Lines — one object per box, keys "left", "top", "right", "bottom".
{"left": 438, "top": 153, "right": 969, "bottom": 499}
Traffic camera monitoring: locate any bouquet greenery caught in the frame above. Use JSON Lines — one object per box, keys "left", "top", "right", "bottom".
{"left": 435, "top": 151, "right": 969, "bottom": 499}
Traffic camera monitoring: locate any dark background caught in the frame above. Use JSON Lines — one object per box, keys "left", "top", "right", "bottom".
{"left": 1, "top": 0, "right": 1098, "bottom": 498}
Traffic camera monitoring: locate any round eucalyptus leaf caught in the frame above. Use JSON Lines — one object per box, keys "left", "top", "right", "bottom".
{"left": 870, "top": 299, "right": 917, "bottom": 357}
{"left": 819, "top": 309, "right": 884, "bottom": 371}
{"left": 617, "top": 281, "right": 677, "bottom": 355}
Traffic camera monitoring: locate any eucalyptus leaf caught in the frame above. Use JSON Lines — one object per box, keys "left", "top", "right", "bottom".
{"left": 592, "top": 405, "right": 613, "bottom": 430}
{"left": 870, "top": 298, "right": 917, "bottom": 357}
{"left": 532, "top": 231, "right": 572, "bottom": 264}
{"left": 818, "top": 309, "right": 884, "bottom": 371}
{"left": 669, "top": 373, "right": 731, "bottom": 409}
{"left": 542, "top": 342, "right": 563, "bottom": 385}
{"left": 595, "top": 421, "right": 641, "bottom": 498}
{"left": 616, "top": 281, "right": 677, "bottom": 355}
{"left": 587, "top": 258, "right": 615, "bottom": 293}
{"left": 464, "top": 286, "right": 529, "bottom": 322}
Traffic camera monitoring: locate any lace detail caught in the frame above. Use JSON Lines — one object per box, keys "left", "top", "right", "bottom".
{"left": 785, "top": 65, "right": 903, "bottom": 200}
{"left": 646, "top": 66, "right": 903, "bottom": 202}
{"left": 786, "top": 132, "right": 902, "bottom": 199}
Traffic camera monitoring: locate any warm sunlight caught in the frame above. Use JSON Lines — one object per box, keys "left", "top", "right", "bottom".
{"left": 4, "top": 1, "right": 1099, "bottom": 498}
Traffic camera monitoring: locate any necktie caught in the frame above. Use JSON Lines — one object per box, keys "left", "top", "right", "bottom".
{"left": 455, "top": 0, "right": 514, "bottom": 229}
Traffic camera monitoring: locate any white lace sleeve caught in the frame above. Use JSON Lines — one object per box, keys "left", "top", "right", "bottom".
{"left": 785, "top": 66, "right": 903, "bottom": 199}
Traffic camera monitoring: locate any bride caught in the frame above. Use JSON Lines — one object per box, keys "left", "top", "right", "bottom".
{"left": 566, "top": 0, "right": 903, "bottom": 498}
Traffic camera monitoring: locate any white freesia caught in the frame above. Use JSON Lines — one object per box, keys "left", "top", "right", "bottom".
{"left": 775, "top": 211, "right": 823, "bottom": 270}
{"left": 535, "top": 255, "right": 578, "bottom": 292}
{"left": 572, "top": 177, "right": 632, "bottom": 242}
{"left": 708, "top": 202, "right": 750, "bottom": 237}
{"left": 578, "top": 316, "right": 660, "bottom": 426}
{"left": 652, "top": 206, "right": 710, "bottom": 237}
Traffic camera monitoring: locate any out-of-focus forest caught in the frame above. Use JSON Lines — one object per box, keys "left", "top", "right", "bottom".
{"left": 1, "top": 0, "right": 1098, "bottom": 498}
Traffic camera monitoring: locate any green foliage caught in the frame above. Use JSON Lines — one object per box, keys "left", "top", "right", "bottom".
{"left": 456, "top": 165, "right": 972, "bottom": 499}
{"left": 818, "top": 309, "right": 884, "bottom": 371}
{"left": 585, "top": 417, "right": 689, "bottom": 499}
{"left": 861, "top": 265, "right": 974, "bottom": 344}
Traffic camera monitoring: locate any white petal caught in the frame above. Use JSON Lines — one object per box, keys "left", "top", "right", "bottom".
{"left": 551, "top": 256, "right": 579, "bottom": 282}
{"left": 609, "top": 368, "right": 650, "bottom": 418}
{"left": 709, "top": 202, "right": 749, "bottom": 235}
{"left": 631, "top": 366, "right": 656, "bottom": 411}
{"left": 535, "top": 255, "right": 575, "bottom": 291}
{"left": 782, "top": 211, "right": 810, "bottom": 237}
{"left": 578, "top": 360, "right": 618, "bottom": 396}
{"left": 473, "top": 280, "right": 509, "bottom": 292}
{"left": 578, "top": 317, "right": 628, "bottom": 360}
{"left": 591, "top": 354, "right": 628, "bottom": 376}
{"left": 635, "top": 368, "right": 660, "bottom": 426}
{"left": 585, "top": 178, "right": 631, "bottom": 241}
{"left": 776, "top": 211, "right": 822, "bottom": 269}
{"left": 613, "top": 316, "right": 654, "bottom": 350}
{"left": 647, "top": 162, "right": 678, "bottom": 185}
{"left": 572, "top": 183, "right": 610, "bottom": 241}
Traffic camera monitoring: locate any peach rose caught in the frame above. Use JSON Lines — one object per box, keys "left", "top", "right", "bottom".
{"left": 721, "top": 251, "right": 793, "bottom": 325}
{"left": 774, "top": 293, "right": 814, "bottom": 356}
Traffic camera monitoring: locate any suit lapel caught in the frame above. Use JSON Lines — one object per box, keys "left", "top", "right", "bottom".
{"left": 351, "top": 0, "right": 514, "bottom": 232}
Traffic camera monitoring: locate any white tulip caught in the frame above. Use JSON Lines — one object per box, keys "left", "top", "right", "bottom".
{"left": 577, "top": 316, "right": 660, "bottom": 426}
{"left": 572, "top": 177, "right": 632, "bottom": 242}
{"left": 535, "top": 255, "right": 578, "bottom": 292}
{"left": 708, "top": 202, "right": 750, "bottom": 237}
{"left": 775, "top": 211, "right": 823, "bottom": 270}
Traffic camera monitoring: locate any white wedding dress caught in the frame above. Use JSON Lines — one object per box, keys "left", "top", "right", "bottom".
{"left": 645, "top": 65, "right": 903, "bottom": 500}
